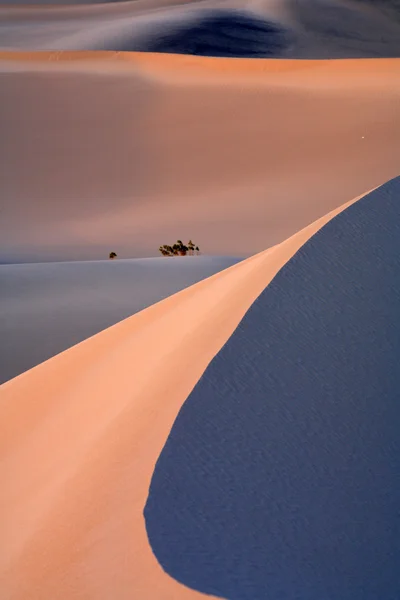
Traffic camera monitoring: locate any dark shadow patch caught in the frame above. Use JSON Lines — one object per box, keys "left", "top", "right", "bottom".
{"left": 128, "top": 11, "right": 292, "bottom": 58}
{"left": 144, "top": 176, "right": 400, "bottom": 600}
{"left": 289, "top": 0, "right": 400, "bottom": 57}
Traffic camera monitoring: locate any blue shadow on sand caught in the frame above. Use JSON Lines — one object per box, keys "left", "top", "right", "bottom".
{"left": 133, "top": 11, "right": 292, "bottom": 58}
{"left": 144, "top": 176, "right": 400, "bottom": 600}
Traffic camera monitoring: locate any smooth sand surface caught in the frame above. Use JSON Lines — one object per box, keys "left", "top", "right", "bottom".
{"left": 0, "top": 256, "right": 242, "bottom": 384}
{"left": 1, "top": 52, "right": 399, "bottom": 262}
{"left": 0, "top": 0, "right": 399, "bottom": 58}
{"left": 0, "top": 187, "right": 374, "bottom": 599}
{"left": 145, "top": 176, "right": 400, "bottom": 600}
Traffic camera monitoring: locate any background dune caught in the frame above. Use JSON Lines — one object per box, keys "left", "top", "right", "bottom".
{"left": 1, "top": 0, "right": 400, "bottom": 58}
{"left": 0, "top": 256, "right": 241, "bottom": 384}
{"left": 0, "top": 183, "right": 383, "bottom": 600}
{"left": 1, "top": 53, "right": 399, "bottom": 263}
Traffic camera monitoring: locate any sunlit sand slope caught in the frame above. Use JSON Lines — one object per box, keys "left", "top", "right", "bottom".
{"left": 145, "top": 174, "right": 400, "bottom": 600}
{"left": 0, "top": 182, "right": 383, "bottom": 599}
{"left": 0, "top": 256, "right": 242, "bottom": 384}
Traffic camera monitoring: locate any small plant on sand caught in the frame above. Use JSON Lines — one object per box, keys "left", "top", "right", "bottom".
{"left": 159, "top": 240, "right": 200, "bottom": 257}
{"left": 159, "top": 244, "right": 175, "bottom": 256}
{"left": 175, "top": 240, "right": 189, "bottom": 256}
{"left": 109, "top": 251, "right": 117, "bottom": 260}
{"left": 159, "top": 246, "right": 169, "bottom": 256}
{"left": 187, "top": 240, "right": 195, "bottom": 256}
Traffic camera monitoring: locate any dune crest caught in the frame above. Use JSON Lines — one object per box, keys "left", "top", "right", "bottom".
{"left": 0, "top": 256, "right": 242, "bottom": 384}
{"left": 0, "top": 186, "right": 373, "bottom": 599}
{"left": 0, "top": 0, "right": 399, "bottom": 57}
{"left": 145, "top": 176, "right": 400, "bottom": 599}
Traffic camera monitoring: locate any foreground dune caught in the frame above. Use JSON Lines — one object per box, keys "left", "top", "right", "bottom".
{"left": 145, "top": 175, "right": 400, "bottom": 600}
{"left": 0, "top": 183, "right": 383, "bottom": 599}
{"left": 0, "top": 52, "right": 399, "bottom": 262}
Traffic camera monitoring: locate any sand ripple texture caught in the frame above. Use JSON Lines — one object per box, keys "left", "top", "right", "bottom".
{"left": 145, "top": 176, "right": 400, "bottom": 600}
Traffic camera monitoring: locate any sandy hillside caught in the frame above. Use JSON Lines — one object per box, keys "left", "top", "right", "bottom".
{"left": 1, "top": 53, "right": 399, "bottom": 263}
{"left": 0, "top": 1, "right": 398, "bottom": 597}
{"left": 145, "top": 176, "right": 400, "bottom": 600}
{"left": 0, "top": 185, "right": 379, "bottom": 600}
{"left": 1, "top": 0, "right": 400, "bottom": 58}
{"left": 0, "top": 256, "right": 242, "bottom": 384}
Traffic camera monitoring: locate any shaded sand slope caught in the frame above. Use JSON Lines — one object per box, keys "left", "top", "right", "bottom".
{"left": 0, "top": 183, "right": 382, "bottom": 599}
{"left": 145, "top": 176, "right": 400, "bottom": 600}
{"left": 0, "top": 256, "right": 242, "bottom": 385}
{"left": 1, "top": 53, "right": 399, "bottom": 262}
{"left": 0, "top": 0, "right": 400, "bottom": 58}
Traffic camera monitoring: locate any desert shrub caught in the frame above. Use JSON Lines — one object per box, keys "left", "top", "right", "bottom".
{"left": 159, "top": 240, "right": 199, "bottom": 256}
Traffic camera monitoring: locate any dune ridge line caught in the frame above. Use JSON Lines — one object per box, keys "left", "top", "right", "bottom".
{"left": 0, "top": 186, "right": 378, "bottom": 598}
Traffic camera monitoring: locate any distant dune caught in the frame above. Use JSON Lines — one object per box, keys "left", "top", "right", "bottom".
{"left": 0, "top": 256, "right": 242, "bottom": 384}
{"left": 2, "top": 180, "right": 397, "bottom": 599}
{"left": 1, "top": 53, "right": 399, "bottom": 263}
{"left": 0, "top": 0, "right": 400, "bottom": 57}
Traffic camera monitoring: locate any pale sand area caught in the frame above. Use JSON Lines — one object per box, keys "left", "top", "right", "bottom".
{"left": 1, "top": 52, "right": 400, "bottom": 262}
{"left": 0, "top": 187, "right": 374, "bottom": 599}
{"left": 0, "top": 256, "right": 242, "bottom": 384}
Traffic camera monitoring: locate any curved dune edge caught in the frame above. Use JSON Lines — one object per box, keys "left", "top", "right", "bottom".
{"left": 1, "top": 51, "right": 399, "bottom": 82}
{"left": 1, "top": 52, "right": 399, "bottom": 96}
{"left": 0, "top": 0, "right": 178, "bottom": 16}
{"left": 0, "top": 186, "right": 376, "bottom": 599}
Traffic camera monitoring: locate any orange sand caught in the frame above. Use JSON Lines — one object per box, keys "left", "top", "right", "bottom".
{"left": 0, "top": 187, "right": 374, "bottom": 599}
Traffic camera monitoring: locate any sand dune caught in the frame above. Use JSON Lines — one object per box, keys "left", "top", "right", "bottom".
{"left": 0, "top": 256, "right": 242, "bottom": 384}
{"left": 0, "top": 0, "right": 399, "bottom": 58}
{"left": 1, "top": 3, "right": 399, "bottom": 595}
{"left": 1, "top": 52, "right": 399, "bottom": 263}
{"left": 145, "top": 175, "right": 400, "bottom": 600}
{"left": 0, "top": 184, "right": 380, "bottom": 599}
